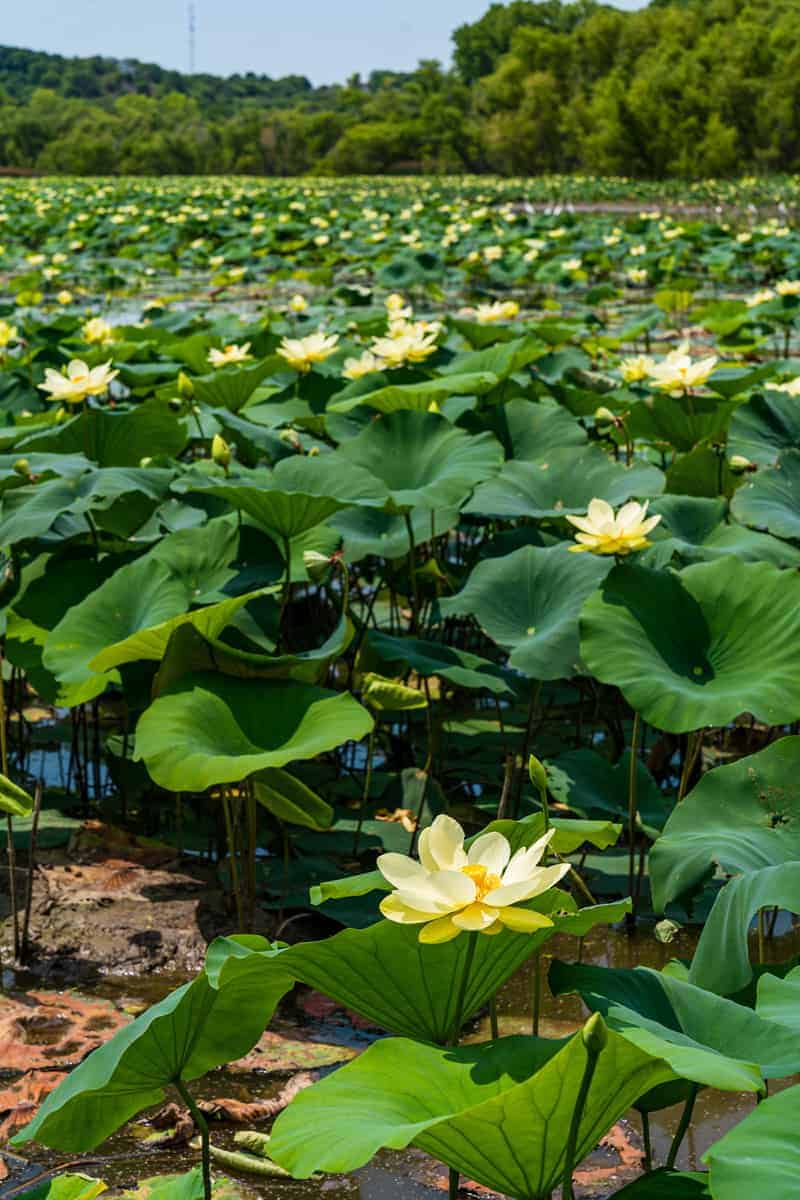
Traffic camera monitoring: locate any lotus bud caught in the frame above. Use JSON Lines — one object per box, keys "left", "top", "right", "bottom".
{"left": 303, "top": 549, "right": 332, "bottom": 581}
{"left": 594, "top": 406, "right": 616, "bottom": 424}
{"left": 729, "top": 454, "right": 756, "bottom": 473}
{"left": 308, "top": 446, "right": 320, "bottom": 457}
{"left": 581, "top": 1012, "right": 608, "bottom": 1055}
{"left": 12, "top": 458, "right": 30, "bottom": 477}
{"left": 167, "top": 396, "right": 183, "bottom": 412}
{"left": 139, "top": 456, "right": 153, "bottom": 468}
{"left": 211, "top": 434, "right": 231, "bottom": 470}
{"left": 528, "top": 754, "right": 548, "bottom": 800}
{"left": 177, "top": 370, "right": 194, "bottom": 398}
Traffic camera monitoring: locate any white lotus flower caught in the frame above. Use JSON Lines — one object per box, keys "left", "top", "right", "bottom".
{"left": 39, "top": 359, "right": 118, "bottom": 405}
{"left": 207, "top": 342, "right": 252, "bottom": 367}
{"left": 647, "top": 342, "right": 718, "bottom": 393}
{"left": 378, "top": 814, "right": 569, "bottom": 944}
{"left": 277, "top": 331, "right": 339, "bottom": 372}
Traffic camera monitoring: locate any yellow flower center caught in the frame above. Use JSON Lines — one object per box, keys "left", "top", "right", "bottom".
{"left": 461, "top": 863, "right": 502, "bottom": 901}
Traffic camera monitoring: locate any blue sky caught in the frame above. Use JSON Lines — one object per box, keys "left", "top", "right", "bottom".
{"left": 5, "top": 0, "right": 645, "bottom": 85}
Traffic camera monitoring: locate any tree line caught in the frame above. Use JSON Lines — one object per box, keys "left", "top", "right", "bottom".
{"left": 1, "top": 0, "right": 799, "bottom": 178}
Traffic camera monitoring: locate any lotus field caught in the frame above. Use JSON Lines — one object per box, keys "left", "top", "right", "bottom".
{"left": 3, "top": 175, "right": 800, "bottom": 1200}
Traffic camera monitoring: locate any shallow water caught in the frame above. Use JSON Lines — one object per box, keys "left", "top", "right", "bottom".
{"left": 4, "top": 918, "right": 800, "bottom": 1198}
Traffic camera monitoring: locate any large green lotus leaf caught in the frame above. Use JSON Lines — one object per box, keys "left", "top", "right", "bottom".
{"left": 329, "top": 504, "right": 459, "bottom": 561}
{"left": 611, "top": 1171, "right": 710, "bottom": 1198}
{"left": 704, "top": 1081, "right": 800, "bottom": 1200}
{"left": 439, "top": 544, "right": 611, "bottom": 680}
{"left": 464, "top": 445, "right": 664, "bottom": 519}
{"left": 268, "top": 1029, "right": 674, "bottom": 1197}
{"left": 0, "top": 468, "right": 174, "bottom": 544}
{"left": 153, "top": 611, "right": 353, "bottom": 693}
{"left": 253, "top": 767, "right": 333, "bottom": 830}
{"left": 365, "top": 629, "right": 512, "bottom": 695}
{"left": 191, "top": 359, "right": 278, "bottom": 413}
{"left": 728, "top": 390, "right": 800, "bottom": 466}
{"left": 626, "top": 391, "right": 736, "bottom": 453}
{"left": 15, "top": 1174, "right": 108, "bottom": 1200}
{"left": 17, "top": 399, "right": 188, "bottom": 466}
{"left": 664, "top": 444, "right": 736, "bottom": 500}
{"left": 503, "top": 398, "right": 587, "bottom": 461}
{"left": 689, "top": 863, "right": 800, "bottom": 995}
{"left": 134, "top": 673, "right": 373, "bottom": 791}
{"left": 644, "top": 496, "right": 800, "bottom": 569}
{"left": 755, "top": 965, "right": 800, "bottom": 1032}
{"left": 262, "top": 895, "right": 630, "bottom": 1044}
{"left": 546, "top": 748, "right": 670, "bottom": 838}
{"left": 12, "top": 942, "right": 294, "bottom": 1152}
{"left": 328, "top": 372, "right": 498, "bottom": 414}
{"left": 730, "top": 450, "right": 800, "bottom": 539}
{"left": 208, "top": 407, "right": 292, "bottom": 467}
{"left": 551, "top": 960, "right": 785, "bottom": 1085}
{"left": 0, "top": 772, "right": 33, "bottom": 817}
{"left": 439, "top": 334, "right": 544, "bottom": 380}
{"left": 185, "top": 455, "right": 387, "bottom": 538}
{"left": 336, "top": 410, "right": 503, "bottom": 511}
{"left": 579, "top": 560, "right": 800, "bottom": 733}
{"left": 650, "top": 737, "right": 800, "bottom": 912}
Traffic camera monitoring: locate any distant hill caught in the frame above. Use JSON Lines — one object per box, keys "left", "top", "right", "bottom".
{"left": 0, "top": 1, "right": 799, "bottom": 178}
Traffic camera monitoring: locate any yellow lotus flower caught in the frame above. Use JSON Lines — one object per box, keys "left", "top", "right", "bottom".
{"left": 81, "top": 317, "right": 115, "bottom": 345}
{"left": 277, "top": 331, "right": 339, "bottom": 372}
{"left": 39, "top": 359, "right": 118, "bottom": 405}
{"left": 772, "top": 376, "right": 800, "bottom": 395}
{"left": 288, "top": 294, "right": 308, "bottom": 313}
{"left": 746, "top": 288, "right": 775, "bottom": 307}
{"left": 56, "top": 290, "right": 73, "bottom": 306}
{"left": 342, "top": 350, "right": 383, "bottom": 380}
{"left": 567, "top": 498, "right": 661, "bottom": 556}
{"left": 647, "top": 342, "right": 718, "bottom": 393}
{"left": 378, "top": 814, "right": 568, "bottom": 944}
{"left": 370, "top": 325, "right": 438, "bottom": 368}
{"left": 776, "top": 280, "right": 800, "bottom": 297}
{"left": 619, "top": 354, "right": 654, "bottom": 384}
{"left": 474, "top": 300, "right": 520, "bottom": 324}
{"left": 0, "top": 320, "right": 18, "bottom": 349}
{"left": 207, "top": 342, "right": 252, "bottom": 368}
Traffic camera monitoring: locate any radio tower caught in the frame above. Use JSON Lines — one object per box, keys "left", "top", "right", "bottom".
{"left": 188, "top": 2, "right": 196, "bottom": 73}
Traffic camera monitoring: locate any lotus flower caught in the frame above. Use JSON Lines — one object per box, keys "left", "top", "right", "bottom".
{"left": 566, "top": 498, "right": 661, "bottom": 556}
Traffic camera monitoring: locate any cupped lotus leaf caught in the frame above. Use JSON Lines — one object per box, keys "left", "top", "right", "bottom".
{"left": 546, "top": 748, "right": 670, "bottom": 838}
{"left": 328, "top": 371, "right": 498, "bottom": 414}
{"left": 134, "top": 673, "right": 373, "bottom": 791}
{"left": 153, "top": 611, "right": 353, "bottom": 693}
{"left": 330, "top": 504, "right": 459, "bottom": 561}
{"left": 704, "top": 1081, "right": 800, "bottom": 1200}
{"left": 650, "top": 737, "right": 800, "bottom": 912}
{"left": 551, "top": 959, "right": 787, "bottom": 1086}
{"left": 464, "top": 445, "right": 664, "bottom": 519}
{"left": 89, "top": 588, "right": 272, "bottom": 674}
{"left": 365, "top": 629, "right": 512, "bottom": 695}
{"left": 728, "top": 390, "right": 800, "bottom": 466}
{"left": 268, "top": 1028, "right": 674, "bottom": 1197}
{"left": 183, "top": 477, "right": 377, "bottom": 541}
{"left": 12, "top": 942, "right": 294, "bottom": 1152}
{"left": 0, "top": 771, "right": 33, "bottom": 817}
{"left": 689, "top": 863, "right": 800, "bottom": 995}
{"left": 579, "top": 560, "right": 800, "bottom": 733}
{"left": 439, "top": 544, "right": 611, "bottom": 680}
{"left": 336, "top": 410, "right": 503, "bottom": 511}
{"left": 17, "top": 399, "right": 188, "bottom": 466}
{"left": 730, "top": 450, "right": 800, "bottom": 539}
{"left": 260, "top": 895, "right": 630, "bottom": 1044}
{"left": 253, "top": 767, "right": 333, "bottom": 830}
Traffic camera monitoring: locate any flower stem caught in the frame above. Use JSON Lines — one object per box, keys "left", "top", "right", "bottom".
{"left": 626, "top": 711, "right": 642, "bottom": 931}
{"left": 448, "top": 931, "right": 479, "bottom": 1046}
{"left": 665, "top": 1084, "right": 699, "bottom": 1171}
{"left": 641, "top": 1109, "right": 652, "bottom": 1171}
{"left": 175, "top": 1078, "right": 212, "bottom": 1200}
{"left": 561, "top": 1034, "right": 603, "bottom": 1200}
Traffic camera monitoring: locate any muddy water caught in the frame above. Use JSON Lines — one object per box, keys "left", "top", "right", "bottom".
{"left": 5, "top": 919, "right": 800, "bottom": 1199}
